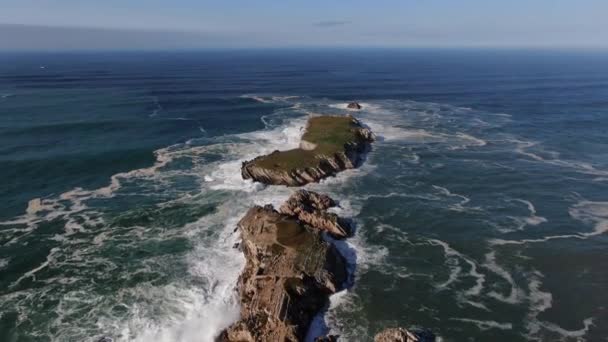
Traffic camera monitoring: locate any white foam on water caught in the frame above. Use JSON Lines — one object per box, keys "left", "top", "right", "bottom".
{"left": 428, "top": 239, "right": 486, "bottom": 298}
{"left": 10, "top": 247, "right": 60, "bottom": 288}
{"left": 355, "top": 190, "right": 441, "bottom": 203}
{"left": 498, "top": 199, "right": 548, "bottom": 234}
{"left": 515, "top": 199, "right": 548, "bottom": 227}
{"left": 490, "top": 199, "right": 608, "bottom": 245}
{"left": 482, "top": 252, "right": 524, "bottom": 304}
{"left": 538, "top": 318, "right": 595, "bottom": 340}
{"left": 0, "top": 257, "right": 10, "bottom": 270}
{"left": 449, "top": 318, "right": 513, "bottom": 331}
{"left": 525, "top": 272, "right": 553, "bottom": 338}
{"left": 148, "top": 96, "right": 163, "bottom": 117}
{"left": 107, "top": 205, "right": 246, "bottom": 342}
{"left": 366, "top": 122, "right": 487, "bottom": 150}
{"left": 435, "top": 265, "right": 462, "bottom": 290}
{"left": 240, "top": 94, "right": 272, "bottom": 103}
{"left": 510, "top": 138, "right": 608, "bottom": 178}
{"left": 0, "top": 148, "right": 185, "bottom": 251}
{"left": 240, "top": 94, "right": 300, "bottom": 104}
{"left": 448, "top": 133, "right": 487, "bottom": 150}
{"left": 431, "top": 185, "right": 482, "bottom": 212}
{"left": 329, "top": 100, "right": 490, "bottom": 154}
{"left": 523, "top": 271, "right": 594, "bottom": 340}
{"left": 207, "top": 117, "right": 307, "bottom": 193}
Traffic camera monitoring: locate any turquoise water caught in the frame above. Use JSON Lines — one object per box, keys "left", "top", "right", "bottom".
{"left": 1, "top": 50, "right": 607, "bottom": 341}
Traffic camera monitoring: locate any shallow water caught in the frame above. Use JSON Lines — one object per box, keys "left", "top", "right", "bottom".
{"left": 1, "top": 49, "right": 607, "bottom": 341}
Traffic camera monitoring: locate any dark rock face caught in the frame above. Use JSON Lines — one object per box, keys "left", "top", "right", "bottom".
{"left": 347, "top": 102, "right": 362, "bottom": 110}
{"left": 217, "top": 198, "right": 348, "bottom": 342}
{"left": 374, "top": 327, "right": 436, "bottom": 342}
{"left": 279, "top": 190, "right": 350, "bottom": 238}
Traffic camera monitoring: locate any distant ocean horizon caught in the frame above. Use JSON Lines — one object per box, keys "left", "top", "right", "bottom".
{"left": 1, "top": 49, "right": 607, "bottom": 341}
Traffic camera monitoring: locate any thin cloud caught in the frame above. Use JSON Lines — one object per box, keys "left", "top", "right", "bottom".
{"left": 314, "top": 20, "right": 351, "bottom": 28}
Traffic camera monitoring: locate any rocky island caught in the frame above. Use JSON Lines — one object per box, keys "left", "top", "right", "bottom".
{"left": 221, "top": 112, "right": 434, "bottom": 341}
{"left": 241, "top": 115, "right": 374, "bottom": 186}
{"left": 218, "top": 191, "right": 348, "bottom": 341}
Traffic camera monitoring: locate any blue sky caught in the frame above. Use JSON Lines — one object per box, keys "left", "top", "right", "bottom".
{"left": 1, "top": 0, "right": 607, "bottom": 50}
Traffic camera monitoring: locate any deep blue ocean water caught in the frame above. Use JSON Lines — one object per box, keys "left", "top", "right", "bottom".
{"left": 0, "top": 49, "right": 607, "bottom": 341}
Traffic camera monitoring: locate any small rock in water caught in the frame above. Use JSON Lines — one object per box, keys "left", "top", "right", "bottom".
{"left": 97, "top": 337, "right": 113, "bottom": 342}
{"left": 374, "top": 327, "right": 436, "bottom": 342}
{"left": 347, "top": 102, "right": 362, "bottom": 109}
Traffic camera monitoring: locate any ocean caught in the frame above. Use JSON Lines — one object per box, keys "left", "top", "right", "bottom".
{"left": 0, "top": 49, "right": 607, "bottom": 341}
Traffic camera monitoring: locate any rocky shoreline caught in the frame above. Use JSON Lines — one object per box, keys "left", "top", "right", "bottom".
{"left": 220, "top": 113, "right": 434, "bottom": 341}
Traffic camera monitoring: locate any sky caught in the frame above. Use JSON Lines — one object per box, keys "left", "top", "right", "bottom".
{"left": 1, "top": 0, "right": 607, "bottom": 50}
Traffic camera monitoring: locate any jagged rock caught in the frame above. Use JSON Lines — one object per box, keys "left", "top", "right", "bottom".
{"left": 280, "top": 190, "right": 350, "bottom": 238}
{"left": 374, "top": 327, "right": 435, "bottom": 342}
{"left": 315, "top": 335, "right": 339, "bottom": 342}
{"left": 241, "top": 115, "right": 374, "bottom": 186}
{"left": 218, "top": 204, "right": 347, "bottom": 342}
{"left": 347, "top": 102, "right": 362, "bottom": 109}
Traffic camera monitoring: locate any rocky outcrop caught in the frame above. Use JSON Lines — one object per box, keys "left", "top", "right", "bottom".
{"left": 218, "top": 198, "right": 348, "bottom": 342}
{"left": 374, "top": 328, "right": 436, "bottom": 342}
{"left": 347, "top": 102, "right": 362, "bottom": 110}
{"left": 225, "top": 111, "right": 435, "bottom": 341}
{"left": 241, "top": 116, "right": 374, "bottom": 186}
{"left": 279, "top": 190, "right": 350, "bottom": 238}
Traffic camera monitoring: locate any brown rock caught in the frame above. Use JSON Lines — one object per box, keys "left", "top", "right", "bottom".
{"left": 218, "top": 204, "right": 347, "bottom": 342}
{"left": 279, "top": 190, "right": 350, "bottom": 238}
{"left": 374, "top": 328, "right": 420, "bottom": 342}
{"left": 374, "top": 327, "right": 435, "bottom": 342}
